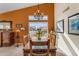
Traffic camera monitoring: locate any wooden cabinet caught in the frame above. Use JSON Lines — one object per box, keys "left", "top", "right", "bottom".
{"left": 0, "top": 31, "right": 15, "bottom": 47}
{"left": 0, "top": 31, "right": 2, "bottom": 47}
{"left": 9, "top": 32, "right": 15, "bottom": 46}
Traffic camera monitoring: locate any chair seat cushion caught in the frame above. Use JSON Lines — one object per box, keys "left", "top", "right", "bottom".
{"left": 32, "top": 46, "right": 48, "bottom": 49}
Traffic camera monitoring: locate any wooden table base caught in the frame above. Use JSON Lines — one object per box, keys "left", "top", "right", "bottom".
{"left": 23, "top": 48, "right": 57, "bottom": 56}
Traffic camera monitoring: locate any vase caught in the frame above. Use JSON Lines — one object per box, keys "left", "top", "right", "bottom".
{"left": 38, "top": 37, "right": 41, "bottom": 40}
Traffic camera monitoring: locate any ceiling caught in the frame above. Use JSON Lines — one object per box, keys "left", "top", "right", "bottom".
{"left": 0, "top": 3, "right": 39, "bottom": 14}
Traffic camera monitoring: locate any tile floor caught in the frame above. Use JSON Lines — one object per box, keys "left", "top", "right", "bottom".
{"left": 0, "top": 45, "right": 23, "bottom": 56}
{"left": 0, "top": 45, "right": 66, "bottom": 56}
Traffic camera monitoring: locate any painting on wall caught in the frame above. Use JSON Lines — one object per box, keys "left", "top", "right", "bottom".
{"left": 0, "top": 21, "right": 12, "bottom": 30}
{"left": 56, "top": 20, "right": 64, "bottom": 33}
{"left": 68, "top": 13, "right": 79, "bottom": 35}
{"left": 16, "top": 24, "right": 22, "bottom": 29}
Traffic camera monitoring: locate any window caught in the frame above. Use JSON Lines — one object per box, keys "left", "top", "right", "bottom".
{"left": 29, "top": 22, "right": 48, "bottom": 37}
{"left": 29, "top": 15, "right": 48, "bottom": 20}
{"left": 29, "top": 16, "right": 48, "bottom": 37}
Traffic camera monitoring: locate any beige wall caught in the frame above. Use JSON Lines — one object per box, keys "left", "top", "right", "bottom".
{"left": 55, "top": 3, "right": 79, "bottom": 56}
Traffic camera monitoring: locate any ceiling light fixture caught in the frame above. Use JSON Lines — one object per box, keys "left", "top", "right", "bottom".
{"left": 34, "top": 1, "right": 44, "bottom": 20}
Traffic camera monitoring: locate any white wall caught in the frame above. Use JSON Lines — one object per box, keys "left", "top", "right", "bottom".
{"left": 55, "top": 3, "right": 79, "bottom": 56}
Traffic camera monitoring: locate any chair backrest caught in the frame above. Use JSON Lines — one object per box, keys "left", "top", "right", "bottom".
{"left": 30, "top": 40, "right": 50, "bottom": 49}
{"left": 48, "top": 34, "right": 56, "bottom": 47}
{"left": 30, "top": 39, "right": 50, "bottom": 56}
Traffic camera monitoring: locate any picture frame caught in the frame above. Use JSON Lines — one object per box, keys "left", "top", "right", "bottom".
{"left": 68, "top": 13, "right": 79, "bottom": 35}
{"left": 0, "top": 21, "right": 12, "bottom": 30}
{"left": 16, "top": 24, "right": 22, "bottom": 28}
{"left": 56, "top": 20, "right": 64, "bottom": 33}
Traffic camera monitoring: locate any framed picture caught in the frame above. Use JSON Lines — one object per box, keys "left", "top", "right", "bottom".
{"left": 56, "top": 20, "right": 64, "bottom": 33}
{"left": 0, "top": 21, "right": 12, "bottom": 30}
{"left": 68, "top": 13, "right": 79, "bottom": 35}
{"left": 16, "top": 24, "right": 22, "bottom": 28}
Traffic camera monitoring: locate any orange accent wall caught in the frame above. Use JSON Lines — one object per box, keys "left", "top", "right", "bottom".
{"left": 0, "top": 3, "right": 54, "bottom": 43}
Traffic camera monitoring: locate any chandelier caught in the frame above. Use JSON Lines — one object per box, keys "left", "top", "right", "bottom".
{"left": 34, "top": 4, "right": 44, "bottom": 20}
